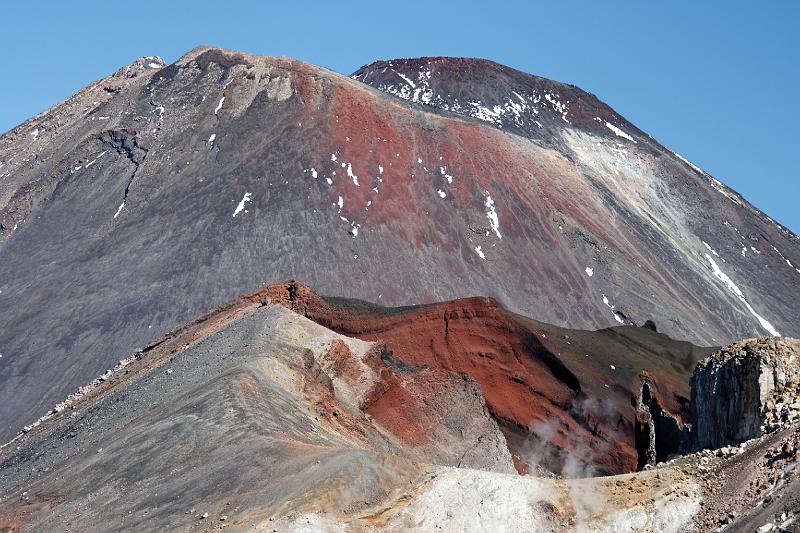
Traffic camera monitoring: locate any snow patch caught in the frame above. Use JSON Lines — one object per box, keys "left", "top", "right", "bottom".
{"left": 346, "top": 163, "right": 359, "bottom": 186}
{"left": 113, "top": 202, "right": 125, "bottom": 219}
{"left": 467, "top": 102, "right": 504, "bottom": 124}
{"left": 545, "top": 92, "right": 570, "bottom": 123}
{"left": 85, "top": 151, "right": 107, "bottom": 168}
{"left": 474, "top": 246, "right": 486, "bottom": 260}
{"left": 232, "top": 192, "right": 252, "bottom": 218}
{"left": 769, "top": 244, "right": 799, "bottom": 273}
{"left": 395, "top": 71, "right": 416, "bottom": 88}
{"left": 604, "top": 121, "right": 637, "bottom": 143}
{"left": 585, "top": 267, "right": 594, "bottom": 277}
{"left": 484, "top": 194, "right": 502, "bottom": 239}
{"left": 440, "top": 166, "right": 454, "bottom": 184}
{"left": 214, "top": 96, "right": 225, "bottom": 115}
{"left": 702, "top": 241, "right": 724, "bottom": 261}
{"left": 602, "top": 294, "right": 625, "bottom": 324}
{"left": 673, "top": 152, "right": 705, "bottom": 175}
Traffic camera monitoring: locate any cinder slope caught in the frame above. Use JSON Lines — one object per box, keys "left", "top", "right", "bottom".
{"left": 354, "top": 56, "right": 800, "bottom": 342}
{"left": 0, "top": 286, "right": 705, "bottom": 533}
{"left": 2, "top": 283, "right": 796, "bottom": 532}
{"left": 0, "top": 291, "right": 512, "bottom": 531}
{"left": 0, "top": 47, "right": 797, "bottom": 442}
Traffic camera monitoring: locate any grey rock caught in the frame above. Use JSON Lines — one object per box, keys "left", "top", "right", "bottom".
{"left": 691, "top": 338, "right": 800, "bottom": 449}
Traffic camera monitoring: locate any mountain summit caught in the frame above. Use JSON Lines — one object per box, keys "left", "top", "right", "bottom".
{"left": 351, "top": 56, "right": 639, "bottom": 143}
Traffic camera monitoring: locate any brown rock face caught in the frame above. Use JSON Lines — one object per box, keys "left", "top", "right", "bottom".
{"left": 260, "top": 281, "right": 712, "bottom": 475}
{"left": 691, "top": 337, "right": 800, "bottom": 450}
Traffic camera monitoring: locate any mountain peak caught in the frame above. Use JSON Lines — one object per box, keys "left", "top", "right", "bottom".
{"left": 356, "top": 56, "right": 515, "bottom": 74}
{"left": 351, "top": 55, "right": 641, "bottom": 146}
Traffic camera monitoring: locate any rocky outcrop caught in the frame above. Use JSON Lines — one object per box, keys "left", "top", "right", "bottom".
{"left": 691, "top": 338, "right": 800, "bottom": 450}
{"left": 634, "top": 372, "right": 691, "bottom": 469}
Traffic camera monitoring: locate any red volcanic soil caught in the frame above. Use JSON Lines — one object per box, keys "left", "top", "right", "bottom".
{"left": 260, "top": 281, "right": 713, "bottom": 476}
{"left": 323, "top": 76, "right": 617, "bottom": 255}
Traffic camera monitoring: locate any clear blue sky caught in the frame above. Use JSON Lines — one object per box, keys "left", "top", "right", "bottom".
{"left": 2, "top": 1, "right": 797, "bottom": 233}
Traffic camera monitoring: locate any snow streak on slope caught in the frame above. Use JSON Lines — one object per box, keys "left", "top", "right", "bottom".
{"left": 603, "top": 120, "right": 637, "bottom": 143}
{"left": 704, "top": 253, "right": 780, "bottom": 337}
{"left": 562, "top": 126, "right": 786, "bottom": 339}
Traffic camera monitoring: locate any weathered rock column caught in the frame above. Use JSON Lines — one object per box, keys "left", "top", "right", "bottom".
{"left": 690, "top": 338, "right": 800, "bottom": 450}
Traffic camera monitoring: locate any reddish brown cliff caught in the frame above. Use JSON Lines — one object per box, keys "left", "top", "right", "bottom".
{"left": 257, "top": 281, "right": 712, "bottom": 474}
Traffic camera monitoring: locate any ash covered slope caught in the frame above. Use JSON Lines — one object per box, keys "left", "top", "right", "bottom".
{"left": 0, "top": 285, "right": 702, "bottom": 532}
{"left": 0, "top": 286, "right": 513, "bottom": 531}
{"left": 353, "top": 57, "right": 800, "bottom": 339}
{"left": 0, "top": 55, "right": 166, "bottom": 218}
{"left": 2, "top": 282, "right": 795, "bottom": 532}
{"left": 0, "top": 47, "right": 797, "bottom": 442}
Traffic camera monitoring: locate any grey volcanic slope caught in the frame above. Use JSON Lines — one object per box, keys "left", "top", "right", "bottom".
{"left": 1, "top": 291, "right": 796, "bottom": 532}
{"left": 352, "top": 57, "right": 800, "bottom": 325}
{"left": 0, "top": 298, "right": 512, "bottom": 531}
{"left": 0, "top": 47, "right": 798, "bottom": 442}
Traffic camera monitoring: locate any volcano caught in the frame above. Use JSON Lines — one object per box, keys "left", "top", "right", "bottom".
{"left": 1, "top": 48, "right": 799, "bottom": 531}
